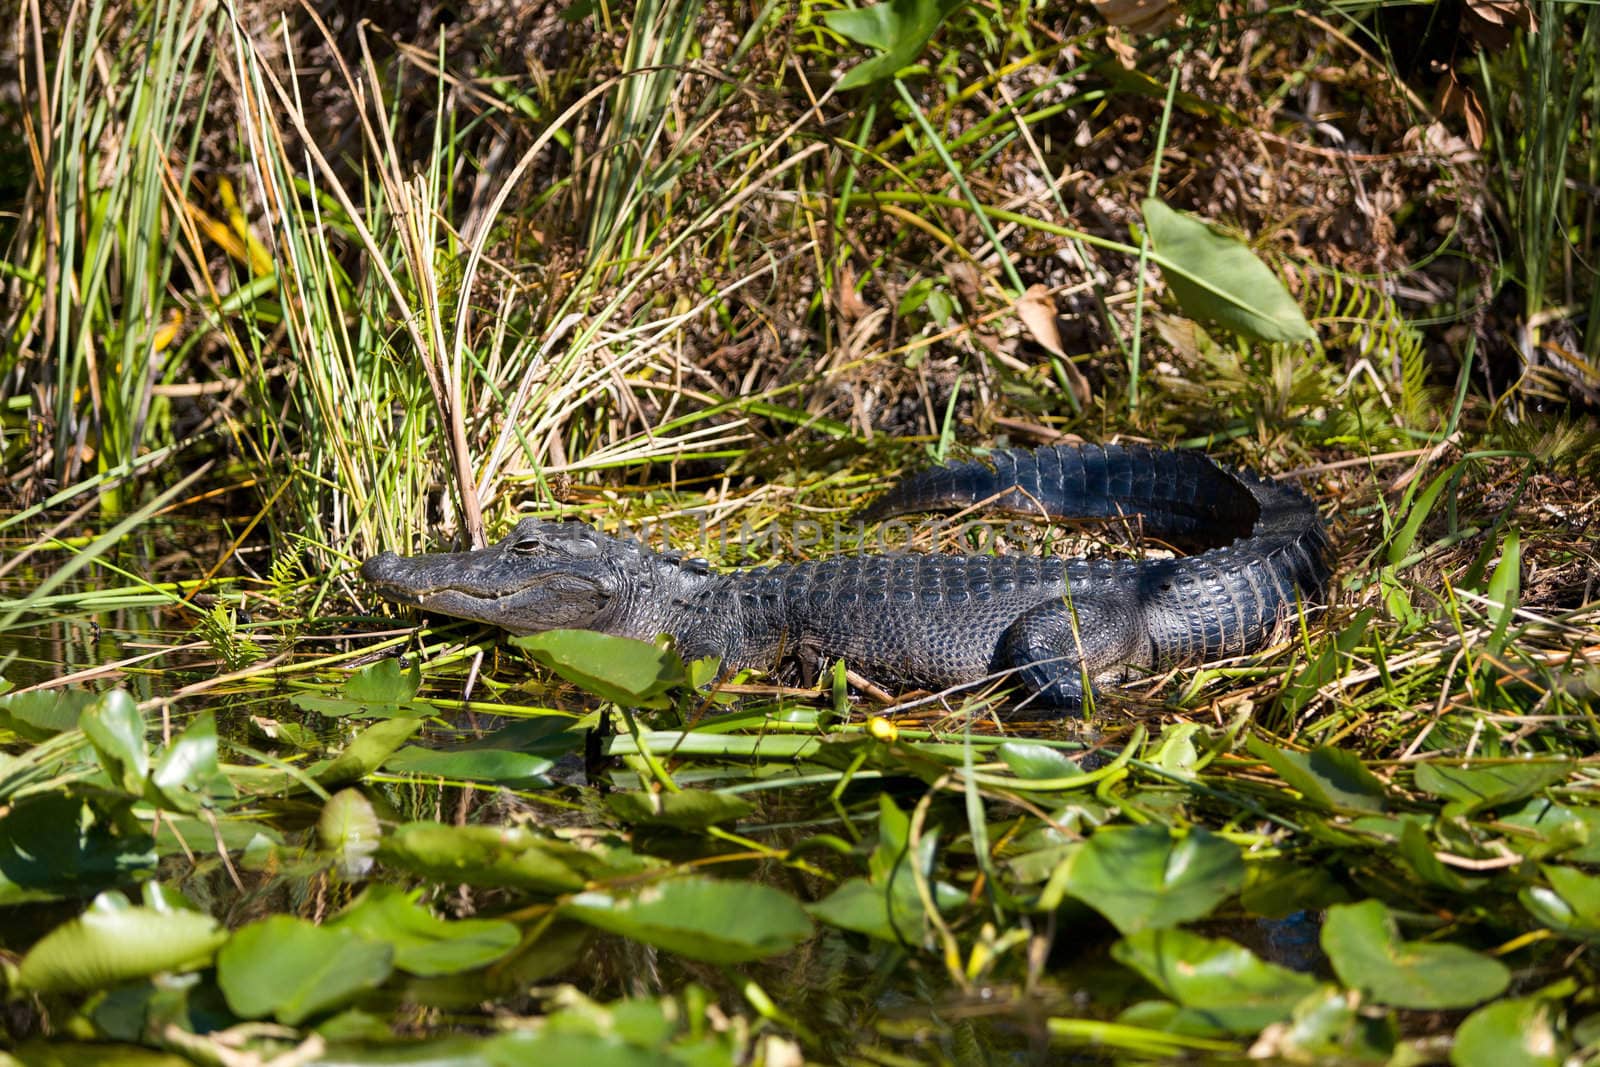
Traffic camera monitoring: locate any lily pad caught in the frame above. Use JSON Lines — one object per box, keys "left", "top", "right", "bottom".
{"left": 15, "top": 890, "right": 226, "bottom": 994}
{"left": 329, "top": 885, "right": 520, "bottom": 976}
{"left": 1413, "top": 759, "right": 1572, "bottom": 817}
{"left": 1520, "top": 865, "right": 1600, "bottom": 940}
{"left": 1048, "top": 824, "right": 1245, "bottom": 934}
{"left": 291, "top": 658, "right": 435, "bottom": 719}
{"left": 605, "top": 789, "right": 754, "bottom": 829}
{"left": 514, "top": 630, "right": 686, "bottom": 708}
{"left": 377, "top": 821, "right": 596, "bottom": 894}
{"left": 1452, "top": 996, "right": 1566, "bottom": 1067}
{"left": 319, "top": 788, "right": 381, "bottom": 880}
{"left": 1321, "top": 899, "right": 1509, "bottom": 1010}
{"left": 1111, "top": 928, "right": 1320, "bottom": 1034}
{"left": 217, "top": 915, "right": 394, "bottom": 1024}
{"left": 383, "top": 745, "right": 555, "bottom": 785}
{"left": 562, "top": 876, "right": 811, "bottom": 963}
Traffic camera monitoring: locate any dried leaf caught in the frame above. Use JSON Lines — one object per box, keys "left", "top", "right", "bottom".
{"left": 1013, "top": 285, "right": 1091, "bottom": 407}
{"left": 1092, "top": 0, "right": 1181, "bottom": 33}
{"left": 1438, "top": 74, "right": 1486, "bottom": 150}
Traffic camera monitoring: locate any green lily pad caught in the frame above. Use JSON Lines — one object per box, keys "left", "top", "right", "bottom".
{"left": 80, "top": 690, "right": 148, "bottom": 796}
{"left": 997, "top": 741, "right": 1083, "bottom": 780}
{"left": 1049, "top": 824, "right": 1245, "bottom": 934}
{"left": 291, "top": 658, "right": 435, "bottom": 719}
{"left": 1111, "top": 928, "right": 1320, "bottom": 1034}
{"left": 318, "top": 788, "right": 381, "bottom": 879}
{"left": 377, "top": 821, "right": 595, "bottom": 894}
{"left": 217, "top": 915, "right": 394, "bottom": 1024}
{"left": 15, "top": 890, "right": 226, "bottom": 994}
{"left": 1452, "top": 996, "right": 1566, "bottom": 1067}
{"left": 513, "top": 630, "right": 686, "bottom": 708}
{"left": 0, "top": 687, "right": 97, "bottom": 741}
{"left": 147, "top": 712, "right": 222, "bottom": 813}
{"left": 1521, "top": 865, "right": 1600, "bottom": 940}
{"left": 383, "top": 745, "right": 555, "bottom": 785}
{"left": 562, "top": 876, "right": 811, "bottom": 963}
{"left": 313, "top": 716, "right": 425, "bottom": 786}
{"left": 329, "top": 885, "right": 520, "bottom": 976}
{"left": 605, "top": 789, "right": 754, "bottom": 829}
{"left": 1321, "top": 899, "right": 1509, "bottom": 1010}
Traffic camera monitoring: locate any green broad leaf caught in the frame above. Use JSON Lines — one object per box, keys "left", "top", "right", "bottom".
{"left": 1321, "top": 899, "right": 1509, "bottom": 1010}
{"left": 1500, "top": 799, "right": 1600, "bottom": 863}
{"left": 605, "top": 789, "right": 754, "bottom": 829}
{"left": 1110, "top": 928, "right": 1320, "bottom": 1034}
{"left": 562, "top": 877, "right": 812, "bottom": 963}
{"left": 997, "top": 741, "right": 1083, "bottom": 780}
{"left": 313, "top": 716, "right": 425, "bottom": 786}
{"left": 0, "top": 687, "right": 97, "bottom": 741}
{"left": 383, "top": 745, "right": 555, "bottom": 785}
{"left": 514, "top": 630, "right": 686, "bottom": 708}
{"left": 290, "top": 658, "right": 435, "bottom": 719}
{"left": 1142, "top": 198, "right": 1315, "bottom": 344}
{"left": 377, "top": 821, "right": 596, "bottom": 894}
{"left": 820, "top": 0, "right": 968, "bottom": 91}
{"left": 0, "top": 796, "right": 157, "bottom": 905}
{"left": 81, "top": 690, "right": 149, "bottom": 795}
{"left": 1248, "top": 736, "right": 1389, "bottom": 813}
{"left": 318, "top": 788, "right": 381, "bottom": 880}
{"left": 148, "top": 712, "right": 221, "bottom": 813}
{"left": 1412, "top": 759, "right": 1572, "bottom": 817}
{"left": 1452, "top": 996, "right": 1567, "bottom": 1067}
{"left": 1520, "top": 865, "right": 1600, "bottom": 940}
{"left": 1050, "top": 825, "right": 1245, "bottom": 934}
{"left": 329, "top": 885, "right": 520, "bottom": 976}
{"left": 217, "top": 915, "right": 394, "bottom": 1024}
{"left": 15, "top": 890, "right": 226, "bottom": 994}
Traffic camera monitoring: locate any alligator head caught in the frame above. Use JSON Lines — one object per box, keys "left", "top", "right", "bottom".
{"left": 362, "top": 518, "right": 655, "bottom": 635}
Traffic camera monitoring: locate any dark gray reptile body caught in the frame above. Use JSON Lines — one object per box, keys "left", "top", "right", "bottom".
{"left": 362, "top": 444, "right": 1329, "bottom": 710}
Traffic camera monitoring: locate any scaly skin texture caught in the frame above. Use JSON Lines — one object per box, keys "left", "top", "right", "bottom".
{"left": 361, "top": 444, "right": 1330, "bottom": 711}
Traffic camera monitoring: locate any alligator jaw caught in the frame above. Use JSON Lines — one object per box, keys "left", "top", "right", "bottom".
{"left": 360, "top": 536, "right": 617, "bottom": 635}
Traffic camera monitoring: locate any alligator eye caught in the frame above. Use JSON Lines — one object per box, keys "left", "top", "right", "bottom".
{"left": 510, "top": 539, "right": 542, "bottom": 554}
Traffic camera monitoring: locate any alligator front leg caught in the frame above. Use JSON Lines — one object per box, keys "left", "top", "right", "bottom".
{"left": 999, "top": 597, "right": 1152, "bottom": 710}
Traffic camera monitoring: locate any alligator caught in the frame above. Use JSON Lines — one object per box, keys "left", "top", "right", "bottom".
{"left": 361, "top": 444, "right": 1329, "bottom": 711}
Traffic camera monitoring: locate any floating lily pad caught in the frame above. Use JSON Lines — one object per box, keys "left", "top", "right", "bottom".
{"left": 329, "top": 885, "right": 520, "bottom": 976}
{"left": 1452, "top": 996, "right": 1566, "bottom": 1067}
{"left": 562, "top": 876, "right": 811, "bottom": 963}
{"left": 1413, "top": 759, "right": 1572, "bottom": 817}
{"left": 605, "top": 789, "right": 754, "bottom": 829}
{"left": 378, "top": 821, "right": 596, "bottom": 894}
{"left": 514, "top": 630, "right": 686, "bottom": 708}
{"left": 15, "top": 890, "right": 226, "bottom": 994}
{"left": 1321, "top": 900, "right": 1508, "bottom": 1010}
{"left": 1520, "top": 865, "right": 1600, "bottom": 940}
{"left": 1049, "top": 824, "right": 1244, "bottom": 934}
{"left": 384, "top": 745, "right": 555, "bottom": 785}
{"left": 217, "top": 915, "right": 394, "bottom": 1024}
{"left": 1111, "top": 928, "right": 1320, "bottom": 1034}
{"left": 291, "top": 658, "right": 435, "bottom": 719}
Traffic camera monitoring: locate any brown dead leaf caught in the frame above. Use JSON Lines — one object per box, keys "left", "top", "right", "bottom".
{"left": 1092, "top": 0, "right": 1181, "bottom": 34}
{"left": 1464, "top": 0, "right": 1536, "bottom": 50}
{"left": 1014, "top": 284, "right": 1091, "bottom": 408}
{"left": 836, "top": 262, "right": 869, "bottom": 325}
{"left": 1438, "top": 74, "right": 1486, "bottom": 149}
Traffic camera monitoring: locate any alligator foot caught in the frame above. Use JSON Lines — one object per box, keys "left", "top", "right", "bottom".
{"left": 1000, "top": 597, "right": 1151, "bottom": 710}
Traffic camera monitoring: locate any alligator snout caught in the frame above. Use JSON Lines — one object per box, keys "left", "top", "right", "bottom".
{"left": 360, "top": 552, "right": 404, "bottom": 584}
